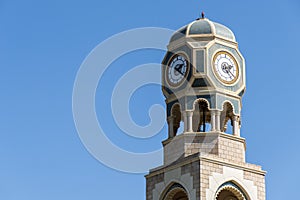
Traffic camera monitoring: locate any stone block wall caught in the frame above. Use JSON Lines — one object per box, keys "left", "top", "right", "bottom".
{"left": 147, "top": 132, "right": 266, "bottom": 200}
{"left": 244, "top": 171, "right": 266, "bottom": 200}
{"left": 163, "top": 132, "right": 245, "bottom": 166}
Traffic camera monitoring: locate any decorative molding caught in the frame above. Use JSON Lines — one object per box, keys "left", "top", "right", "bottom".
{"left": 206, "top": 166, "right": 258, "bottom": 200}
{"left": 152, "top": 167, "right": 197, "bottom": 200}
{"left": 215, "top": 183, "right": 246, "bottom": 200}
{"left": 146, "top": 152, "right": 265, "bottom": 179}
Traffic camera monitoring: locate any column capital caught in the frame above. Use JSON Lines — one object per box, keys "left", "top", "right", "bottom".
{"left": 186, "top": 110, "right": 193, "bottom": 117}
{"left": 182, "top": 110, "right": 193, "bottom": 116}
{"left": 214, "top": 110, "right": 221, "bottom": 132}
{"left": 183, "top": 110, "right": 193, "bottom": 132}
{"left": 214, "top": 110, "right": 221, "bottom": 116}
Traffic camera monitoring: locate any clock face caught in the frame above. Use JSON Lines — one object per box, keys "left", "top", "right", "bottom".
{"left": 166, "top": 55, "right": 188, "bottom": 87}
{"left": 213, "top": 51, "right": 239, "bottom": 84}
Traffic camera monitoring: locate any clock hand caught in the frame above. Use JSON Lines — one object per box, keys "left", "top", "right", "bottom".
{"left": 224, "top": 68, "right": 235, "bottom": 79}
{"left": 174, "top": 64, "right": 184, "bottom": 76}
{"left": 226, "top": 66, "right": 235, "bottom": 78}
{"left": 176, "top": 69, "right": 184, "bottom": 76}
{"left": 175, "top": 64, "right": 183, "bottom": 71}
{"left": 223, "top": 68, "right": 231, "bottom": 78}
{"left": 228, "top": 70, "right": 235, "bottom": 78}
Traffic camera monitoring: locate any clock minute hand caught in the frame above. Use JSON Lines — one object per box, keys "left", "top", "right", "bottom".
{"left": 174, "top": 64, "right": 184, "bottom": 76}
{"left": 227, "top": 65, "right": 235, "bottom": 78}
{"left": 229, "top": 71, "right": 235, "bottom": 78}
{"left": 225, "top": 67, "right": 235, "bottom": 79}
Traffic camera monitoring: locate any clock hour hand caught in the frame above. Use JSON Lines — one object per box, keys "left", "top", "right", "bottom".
{"left": 174, "top": 64, "right": 184, "bottom": 76}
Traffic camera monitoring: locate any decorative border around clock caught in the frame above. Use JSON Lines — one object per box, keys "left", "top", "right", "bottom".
{"left": 212, "top": 50, "right": 240, "bottom": 85}
{"left": 165, "top": 52, "right": 190, "bottom": 89}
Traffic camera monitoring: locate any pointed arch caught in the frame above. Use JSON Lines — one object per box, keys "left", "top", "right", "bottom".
{"left": 160, "top": 182, "right": 189, "bottom": 200}
{"left": 206, "top": 166, "right": 258, "bottom": 200}
{"left": 215, "top": 181, "right": 251, "bottom": 200}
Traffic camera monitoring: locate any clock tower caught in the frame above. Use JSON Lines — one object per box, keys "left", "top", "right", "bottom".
{"left": 145, "top": 15, "right": 266, "bottom": 200}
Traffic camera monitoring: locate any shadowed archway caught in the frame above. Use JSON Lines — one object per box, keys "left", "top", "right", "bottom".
{"left": 161, "top": 183, "right": 189, "bottom": 200}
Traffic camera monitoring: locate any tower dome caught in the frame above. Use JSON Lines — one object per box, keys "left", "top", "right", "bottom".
{"left": 170, "top": 18, "right": 236, "bottom": 43}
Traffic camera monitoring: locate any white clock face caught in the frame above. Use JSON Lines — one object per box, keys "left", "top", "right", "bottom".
{"left": 213, "top": 52, "right": 239, "bottom": 84}
{"left": 166, "top": 55, "right": 188, "bottom": 86}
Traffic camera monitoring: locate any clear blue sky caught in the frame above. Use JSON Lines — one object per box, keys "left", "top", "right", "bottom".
{"left": 1, "top": 0, "right": 300, "bottom": 199}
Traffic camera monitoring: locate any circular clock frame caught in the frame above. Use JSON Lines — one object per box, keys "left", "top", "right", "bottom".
{"left": 165, "top": 54, "right": 189, "bottom": 88}
{"left": 212, "top": 51, "right": 239, "bottom": 85}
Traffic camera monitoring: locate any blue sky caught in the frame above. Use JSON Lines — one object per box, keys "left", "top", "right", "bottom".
{"left": 1, "top": 0, "right": 300, "bottom": 199}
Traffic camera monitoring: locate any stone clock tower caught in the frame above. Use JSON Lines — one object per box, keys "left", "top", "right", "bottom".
{"left": 145, "top": 15, "right": 266, "bottom": 200}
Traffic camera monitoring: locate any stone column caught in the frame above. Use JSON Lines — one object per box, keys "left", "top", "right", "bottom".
{"left": 210, "top": 110, "right": 216, "bottom": 131}
{"left": 232, "top": 115, "right": 240, "bottom": 137}
{"left": 215, "top": 110, "right": 221, "bottom": 132}
{"left": 186, "top": 111, "right": 193, "bottom": 132}
{"left": 167, "top": 116, "right": 175, "bottom": 138}
{"left": 183, "top": 111, "right": 193, "bottom": 133}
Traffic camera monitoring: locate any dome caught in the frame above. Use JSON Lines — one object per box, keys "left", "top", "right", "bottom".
{"left": 170, "top": 18, "right": 236, "bottom": 43}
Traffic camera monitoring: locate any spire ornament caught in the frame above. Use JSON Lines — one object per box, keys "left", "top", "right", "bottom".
{"left": 201, "top": 11, "right": 205, "bottom": 19}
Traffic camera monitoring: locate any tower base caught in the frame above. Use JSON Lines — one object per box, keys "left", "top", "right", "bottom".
{"left": 145, "top": 132, "right": 266, "bottom": 200}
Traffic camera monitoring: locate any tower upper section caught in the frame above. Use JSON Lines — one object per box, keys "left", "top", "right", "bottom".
{"left": 161, "top": 17, "right": 246, "bottom": 139}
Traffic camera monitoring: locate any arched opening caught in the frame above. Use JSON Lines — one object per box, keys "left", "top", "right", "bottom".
{"left": 161, "top": 183, "right": 189, "bottom": 200}
{"left": 192, "top": 99, "right": 211, "bottom": 132}
{"left": 215, "top": 182, "right": 248, "bottom": 200}
{"left": 177, "top": 121, "right": 184, "bottom": 135}
{"left": 171, "top": 190, "right": 188, "bottom": 200}
{"left": 216, "top": 189, "right": 239, "bottom": 200}
{"left": 220, "top": 102, "right": 234, "bottom": 134}
{"left": 168, "top": 104, "right": 183, "bottom": 138}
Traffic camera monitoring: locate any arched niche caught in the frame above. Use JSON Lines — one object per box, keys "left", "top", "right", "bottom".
{"left": 161, "top": 183, "right": 189, "bottom": 200}
{"left": 215, "top": 181, "right": 250, "bottom": 200}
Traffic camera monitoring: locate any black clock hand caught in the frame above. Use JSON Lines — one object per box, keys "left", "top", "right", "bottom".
{"left": 227, "top": 65, "right": 235, "bottom": 78}
{"left": 174, "top": 64, "right": 184, "bottom": 76}
{"left": 223, "top": 68, "right": 231, "bottom": 78}
{"left": 176, "top": 69, "right": 184, "bottom": 76}
{"left": 228, "top": 70, "right": 235, "bottom": 78}
{"left": 175, "top": 64, "right": 183, "bottom": 71}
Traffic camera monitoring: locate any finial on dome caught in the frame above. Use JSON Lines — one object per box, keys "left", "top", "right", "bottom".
{"left": 201, "top": 11, "right": 205, "bottom": 19}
